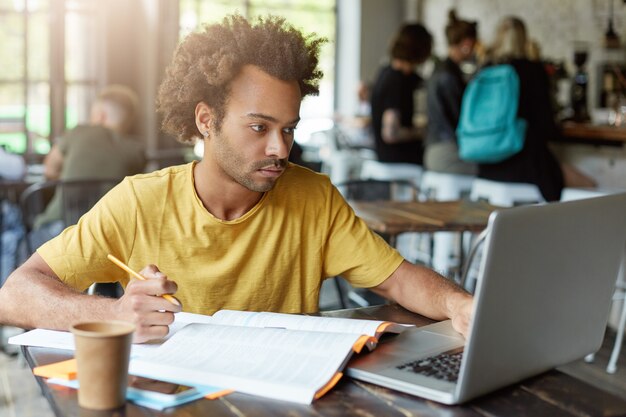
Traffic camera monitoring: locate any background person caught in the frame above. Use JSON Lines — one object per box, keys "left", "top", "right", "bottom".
{"left": 0, "top": 147, "right": 26, "bottom": 285}
{"left": 370, "top": 23, "right": 433, "bottom": 165}
{"left": 424, "top": 10, "right": 478, "bottom": 175}
{"left": 477, "top": 16, "right": 595, "bottom": 201}
{"left": 31, "top": 85, "right": 146, "bottom": 245}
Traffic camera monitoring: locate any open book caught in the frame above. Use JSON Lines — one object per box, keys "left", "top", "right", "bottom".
{"left": 129, "top": 310, "right": 408, "bottom": 404}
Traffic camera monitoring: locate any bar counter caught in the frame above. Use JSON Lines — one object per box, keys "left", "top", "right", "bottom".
{"left": 560, "top": 121, "right": 626, "bottom": 146}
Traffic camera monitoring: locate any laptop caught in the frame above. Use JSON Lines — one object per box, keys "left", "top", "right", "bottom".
{"left": 347, "top": 193, "right": 626, "bottom": 404}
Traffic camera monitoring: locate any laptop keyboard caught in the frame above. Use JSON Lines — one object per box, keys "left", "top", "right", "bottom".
{"left": 396, "top": 347, "right": 464, "bottom": 382}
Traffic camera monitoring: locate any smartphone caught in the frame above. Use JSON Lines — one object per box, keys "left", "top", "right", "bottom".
{"left": 127, "top": 376, "right": 198, "bottom": 402}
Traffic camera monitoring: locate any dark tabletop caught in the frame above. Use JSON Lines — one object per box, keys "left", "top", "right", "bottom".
{"left": 23, "top": 304, "right": 626, "bottom": 417}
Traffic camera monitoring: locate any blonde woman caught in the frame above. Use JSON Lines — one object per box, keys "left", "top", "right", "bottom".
{"left": 476, "top": 17, "right": 594, "bottom": 201}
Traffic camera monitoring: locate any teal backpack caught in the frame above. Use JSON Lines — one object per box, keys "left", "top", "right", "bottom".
{"left": 456, "top": 65, "right": 527, "bottom": 163}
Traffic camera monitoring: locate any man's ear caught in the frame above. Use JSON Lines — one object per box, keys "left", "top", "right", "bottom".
{"left": 194, "top": 102, "right": 213, "bottom": 138}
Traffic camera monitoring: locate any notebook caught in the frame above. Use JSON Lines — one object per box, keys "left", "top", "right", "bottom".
{"left": 347, "top": 193, "right": 626, "bottom": 404}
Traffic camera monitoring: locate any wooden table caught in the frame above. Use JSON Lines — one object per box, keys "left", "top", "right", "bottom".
{"left": 350, "top": 200, "right": 498, "bottom": 236}
{"left": 560, "top": 121, "right": 626, "bottom": 146}
{"left": 350, "top": 200, "right": 499, "bottom": 274}
{"left": 22, "top": 304, "right": 626, "bottom": 417}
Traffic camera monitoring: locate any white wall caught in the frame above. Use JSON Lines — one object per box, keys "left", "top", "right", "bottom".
{"left": 336, "top": 0, "right": 420, "bottom": 117}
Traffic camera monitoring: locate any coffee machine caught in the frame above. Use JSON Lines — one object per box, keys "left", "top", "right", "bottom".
{"left": 571, "top": 43, "right": 590, "bottom": 122}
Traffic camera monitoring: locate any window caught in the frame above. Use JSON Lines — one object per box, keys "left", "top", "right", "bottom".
{"left": 0, "top": 0, "right": 100, "bottom": 156}
{"left": 178, "top": 0, "right": 336, "bottom": 145}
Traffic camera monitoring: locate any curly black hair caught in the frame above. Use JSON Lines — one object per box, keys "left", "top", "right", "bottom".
{"left": 157, "top": 14, "right": 326, "bottom": 143}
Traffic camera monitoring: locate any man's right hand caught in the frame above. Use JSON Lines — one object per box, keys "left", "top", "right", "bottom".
{"left": 114, "top": 264, "right": 182, "bottom": 343}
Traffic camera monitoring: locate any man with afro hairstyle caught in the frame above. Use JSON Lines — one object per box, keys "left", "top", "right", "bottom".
{"left": 0, "top": 15, "right": 472, "bottom": 343}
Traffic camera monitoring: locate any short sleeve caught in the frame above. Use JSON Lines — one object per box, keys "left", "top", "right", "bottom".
{"left": 322, "top": 185, "right": 404, "bottom": 288}
{"left": 37, "top": 178, "right": 138, "bottom": 291}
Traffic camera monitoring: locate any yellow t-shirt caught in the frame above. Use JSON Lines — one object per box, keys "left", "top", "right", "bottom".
{"left": 38, "top": 162, "right": 403, "bottom": 314}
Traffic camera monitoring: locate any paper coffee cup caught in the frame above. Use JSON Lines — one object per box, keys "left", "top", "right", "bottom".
{"left": 70, "top": 321, "right": 135, "bottom": 410}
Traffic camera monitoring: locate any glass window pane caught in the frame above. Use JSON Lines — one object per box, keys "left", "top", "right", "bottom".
{"left": 0, "top": 131, "right": 27, "bottom": 153}
{"left": 65, "top": 0, "right": 96, "bottom": 12}
{"left": 27, "top": 0, "right": 48, "bottom": 12}
{"left": 32, "top": 133, "right": 50, "bottom": 153}
{"left": 65, "top": 11, "right": 97, "bottom": 81}
{"left": 0, "top": 0, "right": 24, "bottom": 11}
{"left": 28, "top": 12, "right": 50, "bottom": 80}
{"left": 26, "top": 82, "right": 50, "bottom": 153}
{"left": 251, "top": 0, "right": 334, "bottom": 11}
{"left": 65, "top": 84, "right": 96, "bottom": 130}
{"left": 198, "top": 0, "right": 244, "bottom": 23}
{"left": 0, "top": 14, "right": 25, "bottom": 80}
{"left": 0, "top": 84, "right": 26, "bottom": 153}
{"left": 180, "top": 0, "right": 245, "bottom": 37}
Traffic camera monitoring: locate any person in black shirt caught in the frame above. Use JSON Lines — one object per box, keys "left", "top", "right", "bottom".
{"left": 424, "top": 10, "right": 478, "bottom": 175}
{"left": 370, "top": 24, "right": 432, "bottom": 165}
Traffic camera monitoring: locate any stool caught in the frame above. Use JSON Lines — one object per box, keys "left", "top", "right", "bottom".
{"left": 470, "top": 178, "right": 545, "bottom": 207}
{"left": 360, "top": 160, "right": 423, "bottom": 187}
{"left": 421, "top": 171, "right": 476, "bottom": 275}
{"left": 463, "top": 179, "right": 545, "bottom": 292}
{"left": 359, "top": 160, "right": 424, "bottom": 263}
{"left": 561, "top": 187, "right": 617, "bottom": 202}
{"left": 561, "top": 187, "right": 626, "bottom": 374}
{"left": 317, "top": 128, "right": 374, "bottom": 185}
{"left": 323, "top": 153, "right": 364, "bottom": 185}
{"left": 421, "top": 171, "right": 475, "bottom": 201}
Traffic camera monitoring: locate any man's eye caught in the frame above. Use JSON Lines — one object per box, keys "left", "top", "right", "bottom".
{"left": 251, "top": 125, "right": 266, "bottom": 132}
{"left": 283, "top": 127, "right": 296, "bottom": 135}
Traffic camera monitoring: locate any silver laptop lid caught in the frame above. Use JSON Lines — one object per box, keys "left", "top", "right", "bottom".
{"left": 457, "top": 193, "right": 626, "bottom": 402}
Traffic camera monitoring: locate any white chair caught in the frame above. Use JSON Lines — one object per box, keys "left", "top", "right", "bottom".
{"left": 420, "top": 171, "right": 476, "bottom": 276}
{"left": 462, "top": 178, "right": 545, "bottom": 292}
{"left": 360, "top": 160, "right": 423, "bottom": 187}
{"left": 360, "top": 161, "right": 426, "bottom": 258}
{"left": 561, "top": 187, "right": 626, "bottom": 374}
{"left": 561, "top": 187, "right": 616, "bottom": 202}
{"left": 359, "top": 160, "right": 425, "bottom": 264}
{"left": 421, "top": 171, "right": 475, "bottom": 202}
{"left": 316, "top": 128, "right": 375, "bottom": 185}
{"left": 470, "top": 178, "right": 545, "bottom": 207}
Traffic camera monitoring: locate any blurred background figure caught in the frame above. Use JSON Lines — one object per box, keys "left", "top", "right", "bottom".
{"left": 30, "top": 85, "right": 146, "bottom": 248}
{"left": 370, "top": 23, "right": 432, "bottom": 165}
{"left": 476, "top": 16, "right": 595, "bottom": 201}
{"left": 0, "top": 148, "right": 26, "bottom": 181}
{"left": 424, "top": 9, "right": 478, "bottom": 175}
{"left": 356, "top": 80, "right": 372, "bottom": 117}
{"left": 0, "top": 148, "right": 26, "bottom": 285}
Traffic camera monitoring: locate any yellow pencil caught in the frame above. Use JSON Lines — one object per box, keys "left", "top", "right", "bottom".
{"left": 107, "top": 254, "right": 181, "bottom": 306}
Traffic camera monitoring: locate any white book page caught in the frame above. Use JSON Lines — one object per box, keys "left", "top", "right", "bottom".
{"left": 212, "top": 310, "right": 405, "bottom": 337}
{"left": 8, "top": 311, "right": 214, "bottom": 358}
{"left": 129, "top": 323, "right": 361, "bottom": 404}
